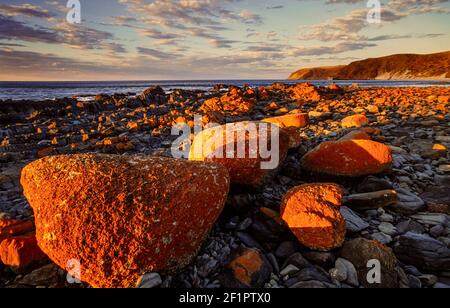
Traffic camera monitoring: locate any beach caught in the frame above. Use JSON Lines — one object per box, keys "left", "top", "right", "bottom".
{"left": 0, "top": 82, "right": 449, "bottom": 288}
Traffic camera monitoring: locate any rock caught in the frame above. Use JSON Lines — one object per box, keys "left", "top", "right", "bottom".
{"left": 280, "top": 264, "right": 300, "bottom": 277}
{"left": 136, "top": 273, "right": 162, "bottom": 288}
{"left": 421, "top": 186, "right": 450, "bottom": 209}
{"left": 418, "top": 274, "right": 438, "bottom": 287}
{"left": 341, "top": 238, "right": 399, "bottom": 288}
{"left": 357, "top": 176, "right": 393, "bottom": 193}
{"left": 439, "top": 165, "right": 450, "bottom": 173}
{"left": 394, "top": 232, "right": 450, "bottom": 272}
{"left": 283, "top": 252, "right": 311, "bottom": 270}
{"left": 0, "top": 219, "right": 35, "bottom": 241}
{"left": 341, "top": 114, "right": 369, "bottom": 128}
{"left": 221, "top": 247, "right": 272, "bottom": 288}
{"left": 289, "top": 83, "right": 321, "bottom": 102}
{"left": 139, "top": 86, "right": 166, "bottom": 104}
{"left": 262, "top": 113, "right": 309, "bottom": 129}
{"left": 378, "top": 222, "right": 397, "bottom": 236}
{"left": 290, "top": 280, "right": 326, "bottom": 288}
{"left": 330, "top": 258, "right": 359, "bottom": 286}
{"left": 340, "top": 206, "right": 369, "bottom": 232}
{"left": 396, "top": 220, "right": 425, "bottom": 234}
{"left": 395, "top": 188, "right": 426, "bottom": 214}
{"left": 302, "top": 252, "right": 335, "bottom": 268}
{"left": 339, "top": 130, "right": 371, "bottom": 141}
{"left": 0, "top": 234, "right": 47, "bottom": 268}
{"left": 430, "top": 225, "right": 445, "bottom": 237}
{"left": 408, "top": 275, "right": 422, "bottom": 289}
{"left": 301, "top": 140, "right": 392, "bottom": 177}
{"left": 236, "top": 232, "right": 263, "bottom": 251}
{"left": 344, "top": 190, "right": 398, "bottom": 210}
{"left": 189, "top": 121, "right": 289, "bottom": 188}
{"left": 370, "top": 232, "right": 393, "bottom": 245}
{"left": 275, "top": 241, "right": 297, "bottom": 259}
{"left": 410, "top": 213, "right": 449, "bottom": 227}
{"left": 280, "top": 184, "right": 346, "bottom": 251}
{"left": 15, "top": 264, "right": 61, "bottom": 287}
{"left": 21, "top": 154, "right": 230, "bottom": 288}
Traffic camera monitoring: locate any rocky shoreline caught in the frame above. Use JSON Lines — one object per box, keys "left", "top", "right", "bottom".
{"left": 0, "top": 83, "right": 449, "bottom": 288}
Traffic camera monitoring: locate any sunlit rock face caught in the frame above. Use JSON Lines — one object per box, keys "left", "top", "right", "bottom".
{"left": 280, "top": 183, "right": 346, "bottom": 251}
{"left": 189, "top": 121, "right": 290, "bottom": 188}
{"left": 21, "top": 154, "right": 230, "bottom": 288}
{"left": 301, "top": 140, "right": 393, "bottom": 177}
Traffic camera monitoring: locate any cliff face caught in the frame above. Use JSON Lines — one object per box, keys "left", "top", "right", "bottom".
{"left": 289, "top": 51, "right": 450, "bottom": 80}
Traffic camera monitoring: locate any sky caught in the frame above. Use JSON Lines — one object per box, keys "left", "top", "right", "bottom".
{"left": 0, "top": 0, "right": 449, "bottom": 81}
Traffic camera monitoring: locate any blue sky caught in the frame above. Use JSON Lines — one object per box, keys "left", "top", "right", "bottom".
{"left": 0, "top": 0, "right": 449, "bottom": 80}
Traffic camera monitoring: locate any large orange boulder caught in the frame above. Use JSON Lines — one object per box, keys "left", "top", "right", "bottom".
{"left": 301, "top": 140, "right": 392, "bottom": 177}
{"left": 290, "top": 83, "right": 321, "bottom": 102}
{"left": 21, "top": 154, "right": 230, "bottom": 288}
{"left": 0, "top": 234, "right": 47, "bottom": 268}
{"left": 280, "top": 184, "right": 346, "bottom": 251}
{"left": 189, "top": 121, "right": 289, "bottom": 188}
{"left": 341, "top": 114, "right": 369, "bottom": 128}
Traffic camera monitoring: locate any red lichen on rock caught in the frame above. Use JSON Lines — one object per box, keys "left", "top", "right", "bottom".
{"left": 0, "top": 234, "right": 47, "bottom": 268}
{"left": 189, "top": 121, "right": 289, "bottom": 188}
{"left": 20, "top": 154, "right": 230, "bottom": 288}
{"left": 280, "top": 183, "right": 346, "bottom": 251}
{"left": 301, "top": 140, "right": 392, "bottom": 177}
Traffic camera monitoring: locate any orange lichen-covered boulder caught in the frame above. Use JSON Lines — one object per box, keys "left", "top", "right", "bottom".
{"left": 262, "top": 113, "right": 310, "bottom": 129}
{"left": 0, "top": 219, "right": 35, "bottom": 241}
{"left": 0, "top": 234, "right": 47, "bottom": 268}
{"left": 189, "top": 121, "right": 289, "bottom": 188}
{"left": 341, "top": 114, "right": 369, "bottom": 128}
{"left": 301, "top": 140, "right": 392, "bottom": 177}
{"left": 21, "top": 154, "right": 230, "bottom": 288}
{"left": 280, "top": 184, "right": 346, "bottom": 251}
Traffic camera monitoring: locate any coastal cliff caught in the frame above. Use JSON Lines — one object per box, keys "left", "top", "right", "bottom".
{"left": 289, "top": 51, "right": 450, "bottom": 80}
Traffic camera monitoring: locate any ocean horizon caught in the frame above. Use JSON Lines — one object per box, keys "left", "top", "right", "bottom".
{"left": 1, "top": 79, "right": 450, "bottom": 101}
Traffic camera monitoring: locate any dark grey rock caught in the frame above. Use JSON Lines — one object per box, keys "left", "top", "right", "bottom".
{"left": 340, "top": 206, "right": 369, "bottom": 233}
{"left": 394, "top": 232, "right": 450, "bottom": 272}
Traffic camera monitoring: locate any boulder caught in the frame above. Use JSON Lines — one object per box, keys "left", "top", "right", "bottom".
{"left": 189, "top": 121, "right": 289, "bottom": 188}
{"left": 301, "top": 140, "right": 393, "bottom": 177}
{"left": 21, "top": 154, "right": 230, "bottom": 288}
{"left": 280, "top": 183, "right": 346, "bottom": 251}
{"left": 341, "top": 114, "right": 369, "bottom": 128}
{"left": 0, "top": 234, "right": 47, "bottom": 268}
{"left": 340, "top": 238, "right": 399, "bottom": 288}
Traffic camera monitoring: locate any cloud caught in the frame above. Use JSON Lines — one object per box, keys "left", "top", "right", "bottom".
{"left": 0, "top": 14, "right": 60, "bottom": 43}
{"left": 0, "top": 3, "right": 54, "bottom": 19}
{"left": 291, "top": 41, "right": 377, "bottom": 56}
{"left": 136, "top": 47, "right": 179, "bottom": 60}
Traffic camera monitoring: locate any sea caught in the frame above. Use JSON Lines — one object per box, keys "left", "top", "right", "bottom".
{"left": 0, "top": 80, "right": 449, "bottom": 102}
